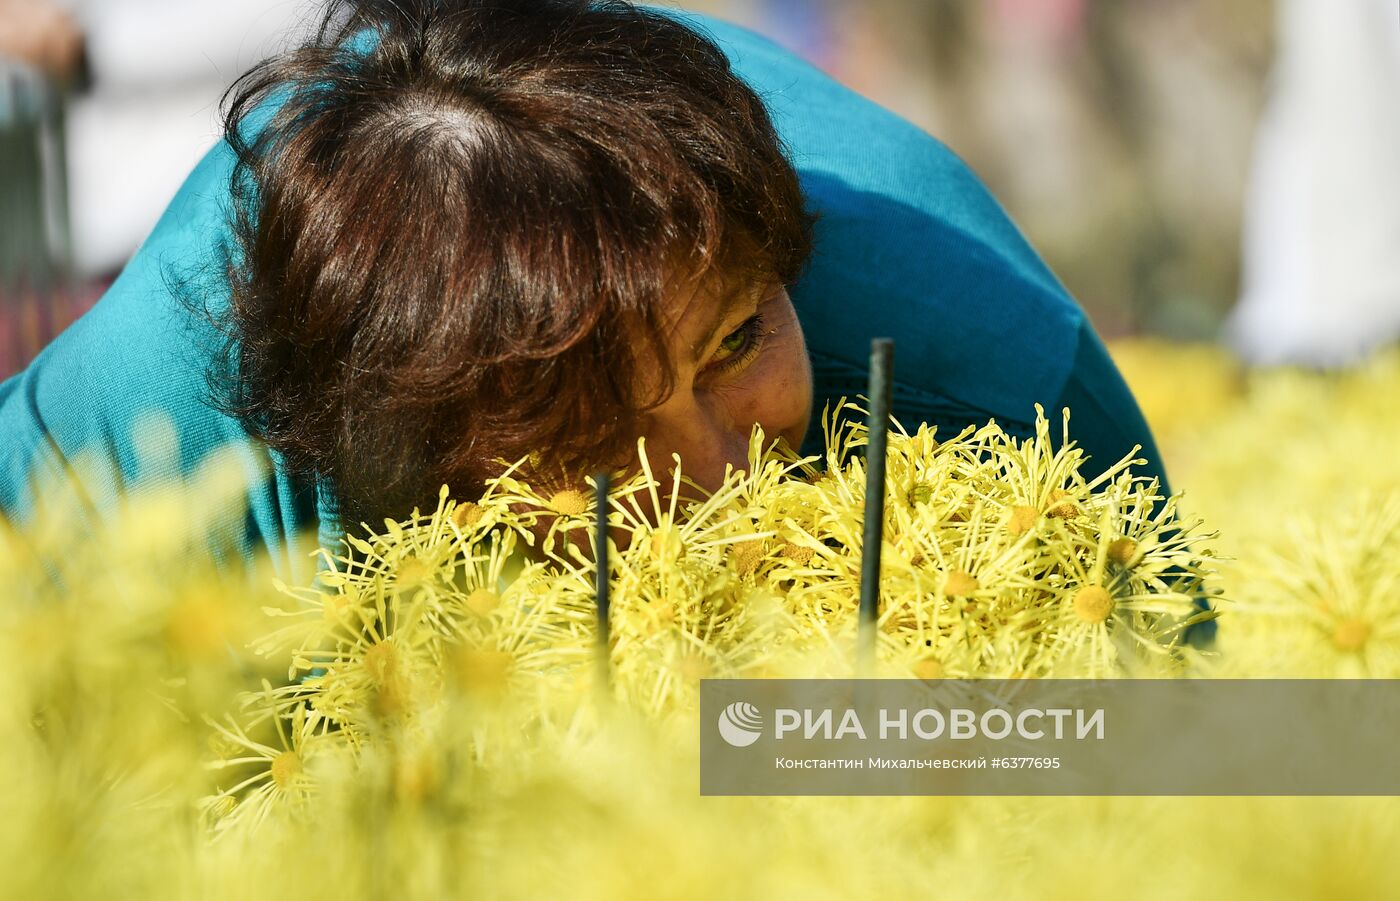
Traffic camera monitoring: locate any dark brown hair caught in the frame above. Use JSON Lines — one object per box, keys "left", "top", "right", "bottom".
{"left": 210, "top": 0, "right": 813, "bottom": 529}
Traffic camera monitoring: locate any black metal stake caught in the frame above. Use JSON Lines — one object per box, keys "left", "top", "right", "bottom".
{"left": 859, "top": 339, "right": 894, "bottom": 674}
{"left": 592, "top": 470, "right": 612, "bottom": 694}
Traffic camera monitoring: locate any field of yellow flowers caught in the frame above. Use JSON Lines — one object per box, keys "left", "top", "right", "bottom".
{"left": 3, "top": 342, "right": 1399, "bottom": 900}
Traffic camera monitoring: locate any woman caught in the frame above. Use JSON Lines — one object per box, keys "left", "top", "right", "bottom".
{"left": 0, "top": 0, "right": 1164, "bottom": 580}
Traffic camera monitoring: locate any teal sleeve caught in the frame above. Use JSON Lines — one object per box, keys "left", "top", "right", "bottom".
{"left": 0, "top": 9, "right": 1165, "bottom": 569}
{"left": 0, "top": 141, "right": 321, "bottom": 579}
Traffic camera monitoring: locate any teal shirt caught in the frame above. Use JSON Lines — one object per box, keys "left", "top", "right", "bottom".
{"left": 0, "top": 9, "right": 1164, "bottom": 580}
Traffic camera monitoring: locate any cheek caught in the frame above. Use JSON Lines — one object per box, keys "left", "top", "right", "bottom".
{"left": 731, "top": 325, "right": 813, "bottom": 446}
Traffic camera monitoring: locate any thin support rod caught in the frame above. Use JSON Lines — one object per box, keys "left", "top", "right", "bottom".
{"left": 859, "top": 338, "right": 894, "bottom": 673}
{"left": 593, "top": 470, "right": 612, "bottom": 692}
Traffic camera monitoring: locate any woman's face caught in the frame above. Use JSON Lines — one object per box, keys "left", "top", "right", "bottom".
{"left": 637, "top": 271, "right": 813, "bottom": 496}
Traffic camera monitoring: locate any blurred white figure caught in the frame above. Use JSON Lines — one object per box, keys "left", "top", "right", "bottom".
{"left": 61, "top": 0, "right": 316, "bottom": 276}
{"left": 1228, "top": 0, "right": 1400, "bottom": 366}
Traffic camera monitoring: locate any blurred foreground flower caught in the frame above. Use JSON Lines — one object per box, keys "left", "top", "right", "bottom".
{"left": 5, "top": 379, "right": 1400, "bottom": 899}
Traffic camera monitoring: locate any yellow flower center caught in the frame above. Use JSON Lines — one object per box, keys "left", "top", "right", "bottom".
{"left": 1073, "top": 585, "right": 1115, "bottom": 624}
{"left": 452, "top": 501, "right": 484, "bottom": 528}
{"left": 913, "top": 657, "right": 944, "bottom": 681}
{"left": 165, "top": 596, "right": 229, "bottom": 657}
{"left": 465, "top": 587, "right": 499, "bottom": 617}
{"left": 364, "top": 641, "right": 399, "bottom": 686}
{"left": 1007, "top": 505, "right": 1039, "bottom": 536}
{"left": 1046, "top": 489, "right": 1079, "bottom": 519}
{"left": 944, "top": 569, "right": 979, "bottom": 597}
{"left": 270, "top": 750, "right": 302, "bottom": 790}
{"left": 549, "top": 489, "right": 588, "bottom": 517}
{"left": 1106, "top": 538, "right": 1138, "bottom": 567}
{"left": 648, "top": 599, "right": 678, "bottom": 633}
{"left": 456, "top": 648, "right": 515, "bottom": 692}
{"left": 1331, "top": 618, "right": 1371, "bottom": 652}
{"left": 649, "top": 528, "right": 686, "bottom": 561}
{"left": 397, "top": 555, "right": 429, "bottom": 588}
{"left": 395, "top": 753, "right": 441, "bottom": 803}
{"left": 678, "top": 652, "right": 712, "bottom": 680}
{"left": 780, "top": 542, "right": 814, "bottom": 565}
{"left": 731, "top": 539, "right": 767, "bottom": 576}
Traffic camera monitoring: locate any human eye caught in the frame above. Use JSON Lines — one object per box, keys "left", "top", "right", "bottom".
{"left": 707, "top": 313, "right": 767, "bottom": 374}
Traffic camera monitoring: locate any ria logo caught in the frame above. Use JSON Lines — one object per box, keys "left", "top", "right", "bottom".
{"left": 717, "top": 701, "right": 763, "bottom": 747}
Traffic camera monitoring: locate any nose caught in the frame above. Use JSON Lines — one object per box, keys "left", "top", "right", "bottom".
{"left": 641, "top": 397, "right": 752, "bottom": 499}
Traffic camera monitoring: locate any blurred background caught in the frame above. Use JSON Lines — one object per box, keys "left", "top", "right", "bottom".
{"left": 2, "top": 0, "right": 1398, "bottom": 379}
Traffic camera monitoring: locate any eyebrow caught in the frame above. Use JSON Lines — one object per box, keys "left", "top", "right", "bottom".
{"left": 689, "top": 280, "right": 766, "bottom": 366}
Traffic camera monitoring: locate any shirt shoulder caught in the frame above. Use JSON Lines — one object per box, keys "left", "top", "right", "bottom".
{"left": 654, "top": 7, "right": 1087, "bottom": 421}
{"left": 0, "top": 140, "right": 315, "bottom": 577}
